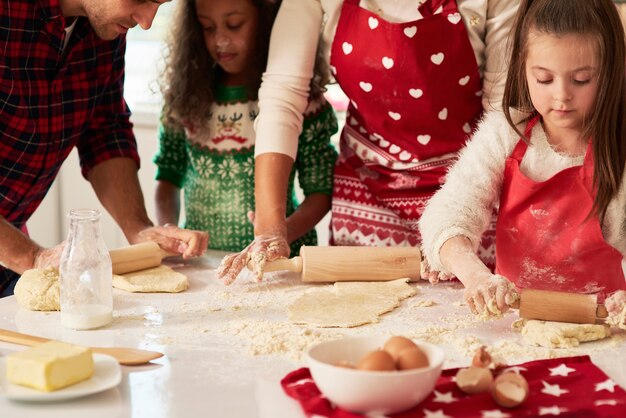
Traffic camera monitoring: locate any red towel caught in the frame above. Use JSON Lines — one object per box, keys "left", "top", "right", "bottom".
{"left": 281, "top": 356, "right": 626, "bottom": 417}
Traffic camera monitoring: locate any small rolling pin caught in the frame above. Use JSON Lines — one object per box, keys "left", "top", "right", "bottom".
{"left": 247, "top": 246, "right": 421, "bottom": 282}
{"left": 510, "top": 288, "right": 608, "bottom": 324}
{"left": 109, "top": 241, "right": 171, "bottom": 275}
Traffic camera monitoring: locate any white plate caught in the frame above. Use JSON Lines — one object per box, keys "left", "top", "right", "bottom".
{"left": 0, "top": 353, "right": 121, "bottom": 402}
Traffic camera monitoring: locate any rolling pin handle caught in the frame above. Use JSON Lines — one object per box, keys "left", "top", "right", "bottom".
{"left": 509, "top": 300, "right": 520, "bottom": 310}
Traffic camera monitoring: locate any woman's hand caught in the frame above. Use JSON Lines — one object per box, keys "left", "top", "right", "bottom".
{"left": 463, "top": 273, "right": 519, "bottom": 317}
{"left": 216, "top": 235, "right": 290, "bottom": 285}
{"left": 605, "top": 290, "right": 626, "bottom": 330}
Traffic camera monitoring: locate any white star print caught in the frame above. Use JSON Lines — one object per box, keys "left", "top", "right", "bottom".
{"left": 482, "top": 410, "right": 511, "bottom": 418}
{"left": 433, "top": 390, "right": 458, "bottom": 404}
{"left": 538, "top": 405, "right": 568, "bottom": 415}
{"left": 423, "top": 409, "right": 452, "bottom": 418}
{"left": 541, "top": 381, "right": 569, "bottom": 397}
{"left": 595, "top": 379, "right": 617, "bottom": 393}
{"left": 549, "top": 364, "right": 576, "bottom": 377}
{"left": 501, "top": 366, "right": 527, "bottom": 374}
{"left": 595, "top": 399, "right": 618, "bottom": 406}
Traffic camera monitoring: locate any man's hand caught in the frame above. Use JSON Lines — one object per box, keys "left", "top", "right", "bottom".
{"left": 216, "top": 235, "right": 289, "bottom": 285}
{"left": 133, "top": 225, "right": 208, "bottom": 259}
{"left": 32, "top": 242, "right": 66, "bottom": 270}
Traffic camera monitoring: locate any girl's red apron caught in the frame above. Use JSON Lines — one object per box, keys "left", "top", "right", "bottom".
{"left": 496, "top": 116, "right": 625, "bottom": 301}
{"left": 329, "top": 0, "right": 495, "bottom": 268}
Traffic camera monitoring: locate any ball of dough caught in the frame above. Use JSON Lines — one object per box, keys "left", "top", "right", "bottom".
{"left": 14, "top": 267, "right": 60, "bottom": 311}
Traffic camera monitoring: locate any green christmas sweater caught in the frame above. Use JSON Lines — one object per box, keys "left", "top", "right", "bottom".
{"left": 154, "top": 85, "right": 338, "bottom": 254}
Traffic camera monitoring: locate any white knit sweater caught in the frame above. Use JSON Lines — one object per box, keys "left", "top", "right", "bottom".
{"left": 418, "top": 111, "right": 626, "bottom": 273}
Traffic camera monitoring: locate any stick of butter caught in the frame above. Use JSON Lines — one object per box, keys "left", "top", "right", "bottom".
{"left": 7, "top": 341, "right": 94, "bottom": 392}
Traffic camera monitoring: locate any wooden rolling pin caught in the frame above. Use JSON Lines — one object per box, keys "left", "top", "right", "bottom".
{"left": 109, "top": 241, "right": 170, "bottom": 275}
{"left": 510, "top": 288, "right": 608, "bottom": 324}
{"left": 247, "top": 246, "right": 421, "bottom": 282}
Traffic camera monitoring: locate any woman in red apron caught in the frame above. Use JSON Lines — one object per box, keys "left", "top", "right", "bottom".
{"left": 217, "top": 0, "right": 519, "bottom": 284}
{"left": 418, "top": 0, "right": 626, "bottom": 318}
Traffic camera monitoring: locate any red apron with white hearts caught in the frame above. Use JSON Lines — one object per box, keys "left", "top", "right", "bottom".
{"left": 496, "top": 116, "right": 625, "bottom": 301}
{"left": 329, "top": 0, "right": 495, "bottom": 268}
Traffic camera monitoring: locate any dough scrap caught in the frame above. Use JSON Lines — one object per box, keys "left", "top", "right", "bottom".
{"left": 14, "top": 267, "right": 60, "bottom": 311}
{"left": 113, "top": 265, "right": 189, "bottom": 293}
{"left": 516, "top": 319, "right": 611, "bottom": 348}
{"left": 288, "top": 278, "right": 416, "bottom": 328}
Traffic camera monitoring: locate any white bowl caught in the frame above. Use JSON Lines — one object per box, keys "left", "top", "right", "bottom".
{"left": 307, "top": 336, "right": 444, "bottom": 415}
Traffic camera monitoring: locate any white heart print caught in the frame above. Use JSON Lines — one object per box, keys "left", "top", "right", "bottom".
{"left": 388, "top": 112, "right": 401, "bottom": 121}
{"left": 342, "top": 42, "right": 353, "bottom": 55}
{"left": 409, "top": 88, "right": 423, "bottom": 99}
{"left": 349, "top": 117, "right": 358, "bottom": 126}
{"left": 359, "top": 82, "right": 373, "bottom": 92}
{"left": 382, "top": 57, "right": 394, "bottom": 69}
{"left": 399, "top": 151, "right": 412, "bottom": 161}
{"left": 379, "top": 138, "right": 390, "bottom": 147}
{"left": 403, "top": 26, "right": 417, "bottom": 38}
{"left": 463, "top": 123, "right": 472, "bottom": 133}
{"left": 447, "top": 13, "right": 461, "bottom": 24}
{"left": 371, "top": 133, "right": 384, "bottom": 142}
{"left": 368, "top": 17, "right": 379, "bottom": 29}
{"left": 330, "top": 65, "right": 337, "bottom": 75}
{"left": 417, "top": 135, "right": 431, "bottom": 145}
{"left": 459, "top": 76, "right": 470, "bottom": 86}
{"left": 351, "top": 100, "right": 358, "bottom": 109}
{"left": 431, "top": 53, "right": 444, "bottom": 65}
{"left": 438, "top": 108, "right": 448, "bottom": 120}
{"left": 389, "top": 145, "right": 401, "bottom": 154}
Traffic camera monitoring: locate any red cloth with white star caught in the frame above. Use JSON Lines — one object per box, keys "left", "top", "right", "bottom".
{"left": 281, "top": 356, "right": 626, "bottom": 417}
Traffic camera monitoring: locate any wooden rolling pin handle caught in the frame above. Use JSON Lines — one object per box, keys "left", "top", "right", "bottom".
{"left": 0, "top": 329, "right": 47, "bottom": 347}
{"left": 247, "top": 257, "right": 303, "bottom": 274}
{"left": 597, "top": 304, "right": 608, "bottom": 319}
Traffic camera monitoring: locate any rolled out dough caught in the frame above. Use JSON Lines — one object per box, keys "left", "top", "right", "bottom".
{"left": 112, "top": 265, "right": 189, "bottom": 293}
{"left": 288, "top": 278, "right": 416, "bottom": 328}
{"left": 14, "top": 267, "right": 60, "bottom": 311}
{"left": 515, "top": 319, "right": 611, "bottom": 348}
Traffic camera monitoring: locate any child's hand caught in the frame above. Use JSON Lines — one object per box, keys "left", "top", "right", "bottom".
{"left": 605, "top": 290, "right": 626, "bottom": 330}
{"left": 463, "top": 274, "right": 519, "bottom": 317}
{"left": 216, "top": 235, "right": 289, "bottom": 285}
{"left": 420, "top": 256, "right": 454, "bottom": 283}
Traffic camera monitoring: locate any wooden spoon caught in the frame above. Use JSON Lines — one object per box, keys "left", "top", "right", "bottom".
{"left": 0, "top": 329, "right": 163, "bottom": 366}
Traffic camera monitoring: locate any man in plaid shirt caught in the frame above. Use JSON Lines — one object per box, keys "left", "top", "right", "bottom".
{"left": 0, "top": 0, "right": 209, "bottom": 296}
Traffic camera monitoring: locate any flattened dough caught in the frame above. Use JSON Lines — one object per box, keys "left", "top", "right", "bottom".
{"left": 516, "top": 319, "right": 611, "bottom": 348}
{"left": 14, "top": 267, "right": 60, "bottom": 311}
{"left": 112, "top": 265, "right": 189, "bottom": 293}
{"left": 288, "top": 278, "right": 416, "bottom": 328}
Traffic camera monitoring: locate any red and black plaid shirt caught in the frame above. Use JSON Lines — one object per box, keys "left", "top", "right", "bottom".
{"left": 0, "top": 0, "right": 140, "bottom": 230}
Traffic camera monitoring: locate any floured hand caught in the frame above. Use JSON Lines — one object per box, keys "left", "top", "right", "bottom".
{"left": 464, "top": 273, "right": 519, "bottom": 317}
{"left": 420, "top": 256, "right": 454, "bottom": 283}
{"left": 216, "top": 235, "right": 289, "bottom": 285}
{"left": 605, "top": 290, "right": 626, "bottom": 330}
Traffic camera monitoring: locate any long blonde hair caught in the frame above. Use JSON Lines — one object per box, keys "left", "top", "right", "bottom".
{"left": 503, "top": 0, "right": 626, "bottom": 222}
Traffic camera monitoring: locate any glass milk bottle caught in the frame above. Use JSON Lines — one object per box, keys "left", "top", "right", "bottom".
{"left": 60, "top": 209, "right": 113, "bottom": 330}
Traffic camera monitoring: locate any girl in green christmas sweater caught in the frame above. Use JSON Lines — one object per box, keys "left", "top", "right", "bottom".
{"left": 154, "top": 0, "right": 338, "bottom": 254}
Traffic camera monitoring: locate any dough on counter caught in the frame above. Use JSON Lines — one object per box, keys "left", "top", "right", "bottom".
{"left": 112, "top": 265, "right": 189, "bottom": 293}
{"left": 288, "top": 278, "right": 416, "bottom": 328}
{"left": 14, "top": 267, "right": 60, "bottom": 311}
{"left": 515, "top": 319, "right": 611, "bottom": 348}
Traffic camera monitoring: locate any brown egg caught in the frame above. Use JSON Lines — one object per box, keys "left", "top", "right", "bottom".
{"left": 455, "top": 366, "right": 494, "bottom": 394}
{"left": 383, "top": 336, "right": 418, "bottom": 361}
{"left": 471, "top": 345, "right": 492, "bottom": 368}
{"left": 396, "top": 346, "right": 430, "bottom": 370}
{"left": 492, "top": 372, "right": 529, "bottom": 408}
{"left": 356, "top": 350, "right": 396, "bottom": 371}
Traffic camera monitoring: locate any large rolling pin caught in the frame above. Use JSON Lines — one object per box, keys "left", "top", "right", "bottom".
{"left": 109, "top": 241, "right": 170, "bottom": 275}
{"left": 247, "top": 246, "right": 421, "bottom": 282}
{"left": 510, "top": 288, "right": 608, "bottom": 324}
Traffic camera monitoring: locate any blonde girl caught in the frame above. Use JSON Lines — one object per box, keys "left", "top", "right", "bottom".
{"left": 419, "top": 0, "right": 626, "bottom": 318}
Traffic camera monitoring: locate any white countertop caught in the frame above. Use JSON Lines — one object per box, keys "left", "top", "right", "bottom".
{"left": 1, "top": 251, "right": 625, "bottom": 417}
